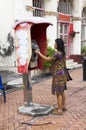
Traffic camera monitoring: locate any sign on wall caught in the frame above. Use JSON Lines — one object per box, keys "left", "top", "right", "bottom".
{"left": 59, "top": 13, "right": 70, "bottom": 22}
{"left": 14, "top": 23, "right": 32, "bottom": 73}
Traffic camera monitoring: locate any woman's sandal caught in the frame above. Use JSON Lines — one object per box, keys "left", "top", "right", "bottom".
{"left": 54, "top": 107, "right": 67, "bottom": 112}
{"left": 52, "top": 109, "right": 63, "bottom": 115}
{"left": 62, "top": 108, "right": 67, "bottom": 111}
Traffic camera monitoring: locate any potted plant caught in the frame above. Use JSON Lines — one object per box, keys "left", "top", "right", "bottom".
{"left": 43, "top": 46, "right": 56, "bottom": 73}
{"left": 81, "top": 45, "right": 86, "bottom": 56}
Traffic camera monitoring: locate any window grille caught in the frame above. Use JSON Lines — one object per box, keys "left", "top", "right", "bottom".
{"left": 82, "top": 7, "right": 86, "bottom": 18}
{"left": 33, "top": 0, "right": 44, "bottom": 17}
{"left": 58, "top": 0, "right": 72, "bottom": 15}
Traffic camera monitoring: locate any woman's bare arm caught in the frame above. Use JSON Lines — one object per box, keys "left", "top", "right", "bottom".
{"left": 35, "top": 50, "right": 52, "bottom": 61}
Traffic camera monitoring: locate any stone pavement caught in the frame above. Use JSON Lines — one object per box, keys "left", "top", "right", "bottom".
{"left": 0, "top": 68, "right": 86, "bottom": 130}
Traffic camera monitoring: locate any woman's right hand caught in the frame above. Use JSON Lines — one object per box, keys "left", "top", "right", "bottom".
{"left": 34, "top": 50, "right": 40, "bottom": 55}
{"left": 34, "top": 50, "right": 51, "bottom": 61}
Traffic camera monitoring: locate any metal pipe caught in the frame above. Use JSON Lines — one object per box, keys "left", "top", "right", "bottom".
{"left": 22, "top": 73, "right": 32, "bottom": 107}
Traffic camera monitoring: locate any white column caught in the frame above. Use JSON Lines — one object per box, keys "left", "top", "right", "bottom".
{"left": 44, "top": 0, "right": 58, "bottom": 47}
{"left": 46, "top": 16, "right": 57, "bottom": 47}
{"left": 72, "top": 20, "right": 81, "bottom": 54}
{"left": 72, "top": 0, "right": 82, "bottom": 54}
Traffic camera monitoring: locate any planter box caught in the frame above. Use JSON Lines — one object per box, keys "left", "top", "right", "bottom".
{"left": 70, "top": 55, "right": 84, "bottom": 64}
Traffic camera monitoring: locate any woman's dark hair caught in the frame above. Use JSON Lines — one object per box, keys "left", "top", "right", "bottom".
{"left": 55, "top": 38, "right": 65, "bottom": 57}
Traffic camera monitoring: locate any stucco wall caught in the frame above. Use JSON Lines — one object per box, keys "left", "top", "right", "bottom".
{"left": 0, "top": 0, "right": 15, "bottom": 69}
{"left": 0, "top": 0, "right": 86, "bottom": 70}
{"left": 44, "top": 0, "right": 58, "bottom": 47}
{"left": 0, "top": 0, "right": 33, "bottom": 70}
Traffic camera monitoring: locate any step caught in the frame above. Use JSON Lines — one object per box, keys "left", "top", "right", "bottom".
{"left": 67, "top": 62, "right": 78, "bottom": 67}
{"left": 7, "top": 78, "right": 23, "bottom": 87}
{"left": 67, "top": 63, "right": 82, "bottom": 69}
{"left": 66, "top": 58, "right": 82, "bottom": 69}
{"left": 66, "top": 59, "right": 74, "bottom": 64}
{"left": 72, "top": 64, "right": 82, "bottom": 69}
{"left": 7, "top": 77, "right": 36, "bottom": 86}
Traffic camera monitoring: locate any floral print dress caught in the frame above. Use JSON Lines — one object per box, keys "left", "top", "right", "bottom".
{"left": 51, "top": 51, "right": 67, "bottom": 95}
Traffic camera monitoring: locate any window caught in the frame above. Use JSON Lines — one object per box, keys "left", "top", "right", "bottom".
{"left": 59, "top": 23, "right": 69, "bottom": 57}
{"left": 33, "top": 0, "right": 44, "bottom": 17}
{"left": 82, "top": 7, "right": 86, "bottom": 18}
{"left": 58, "top": 0, "right": 72, "bottom": 15}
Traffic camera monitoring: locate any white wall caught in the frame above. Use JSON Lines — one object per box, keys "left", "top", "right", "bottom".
{"left": 13, "top": 0, "right": 33, "bottom": 20}
{"left": 0, "top": 0, "right": 86, "bottom": 70}
{"left": 0, "top": 0, "right": 14, "bottom": 41}
{"left": 0, "top": 0, "right": 15, "bottom": 69}
{"left": 72, "top": 0, "right": 82, "bottom": 54}
{"left": 23, "top": 0, "right": 33, "bottom": 18}
{"left": 72, "top": 21, "right": 81, "bottom": 54}
{"left": 72, "top": 0, "right": 86, "bottom": 55}
{"left": 44, "top": 0, "right": 57, "bottom": 47}
{"left": 0, "top": 0, "right": 33, "bottom": 42}
{"left": 45, "top": 16, "right": 57, "bottom": 47}
{"left": 0, "top": 0, "right": 33, "bottom": 70}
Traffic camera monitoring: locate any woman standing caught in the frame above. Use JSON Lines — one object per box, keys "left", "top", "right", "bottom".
{"left": 35, "top": 38, "right": 67, "bottom": 115}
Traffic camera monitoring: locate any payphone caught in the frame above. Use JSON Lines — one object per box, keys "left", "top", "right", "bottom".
{"left": 13, "top": 18, "right": 52, "bottom": 109}
{"left": 29, "top": 40, "right": 40, "bottom": 69}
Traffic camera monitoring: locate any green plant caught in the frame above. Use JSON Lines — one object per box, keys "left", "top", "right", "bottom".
{"left": 44, "top": 46, "right": 56, "bottom": 67}
{"left": 81, "top": 45, "right": 86, "bottom": 55}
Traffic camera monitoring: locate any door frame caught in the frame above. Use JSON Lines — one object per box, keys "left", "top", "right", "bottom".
{"left": 58, "top": 22, "right": 70, "bottom": 58}
{"left": 57, "top": 13, "right": 73, "bottom": 59}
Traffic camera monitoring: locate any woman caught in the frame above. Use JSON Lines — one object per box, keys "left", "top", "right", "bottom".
{"left": 35, "top": 38, "right": 67, "bottom": 115}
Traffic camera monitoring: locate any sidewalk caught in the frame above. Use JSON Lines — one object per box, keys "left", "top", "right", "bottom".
{"left": 0, "top": 68, "right": 86, "bottom": 130}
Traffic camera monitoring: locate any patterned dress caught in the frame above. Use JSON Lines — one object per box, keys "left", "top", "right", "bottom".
{"left": 51, "top": 51, "right": 67, "bottom": 95}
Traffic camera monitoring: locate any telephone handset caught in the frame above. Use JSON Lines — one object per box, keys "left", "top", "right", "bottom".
{"left": 29, "top": 40, "right": 40, "bottom": 68}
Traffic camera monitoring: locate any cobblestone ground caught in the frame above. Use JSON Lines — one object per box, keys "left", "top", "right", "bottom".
{"left": 0, "top": 68, "right": 86, "bottom": 130}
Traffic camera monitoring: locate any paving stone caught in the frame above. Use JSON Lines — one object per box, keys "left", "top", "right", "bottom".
{"left": 0, "top": 68, "right": 86, "bottom": 130}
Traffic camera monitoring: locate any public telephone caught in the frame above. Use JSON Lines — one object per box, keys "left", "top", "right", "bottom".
{"left": 13, "top": 19, "right": 52, "bottom": 110}
{"left": 29, "top": 40, "right": 40, "bottom": 69}
{"left": 13, "top": 19, "right": 51, "bottom": 73}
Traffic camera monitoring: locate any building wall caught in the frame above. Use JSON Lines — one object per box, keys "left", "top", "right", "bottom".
{"left": 72, "top": 0, "right": 82, "bottom": 54}
{"left": 0, "top": 0, "right": 86, "bottom": 70}
{"left": 0, "top": 0, "right": 33, "bottom": 70}
{"left": 0, "top": 0, "right": 15, "bottom": 69}
{"left": 0, "top": 0, "right": 14, "bottom": 41}
{"left": 72, "top": 0, "right": 86, "bottom": 54}
{"left": 44, "top": 0, "right": 58, "bottom": 47}
{"left": 45, "top": 0, "right": 84, "bottom": 55}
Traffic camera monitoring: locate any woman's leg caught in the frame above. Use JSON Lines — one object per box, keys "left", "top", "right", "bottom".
{"left": 52, "top": 94, "right": 63, "bottom": 115}
{"left": 62, "top": 92, "right": 67, "bottom": 111}
{"left": 62, "top": 92, "right": 66, "bottom": 109}
{"left": 57, "top": 94, "right": 63, "bottom": 111}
